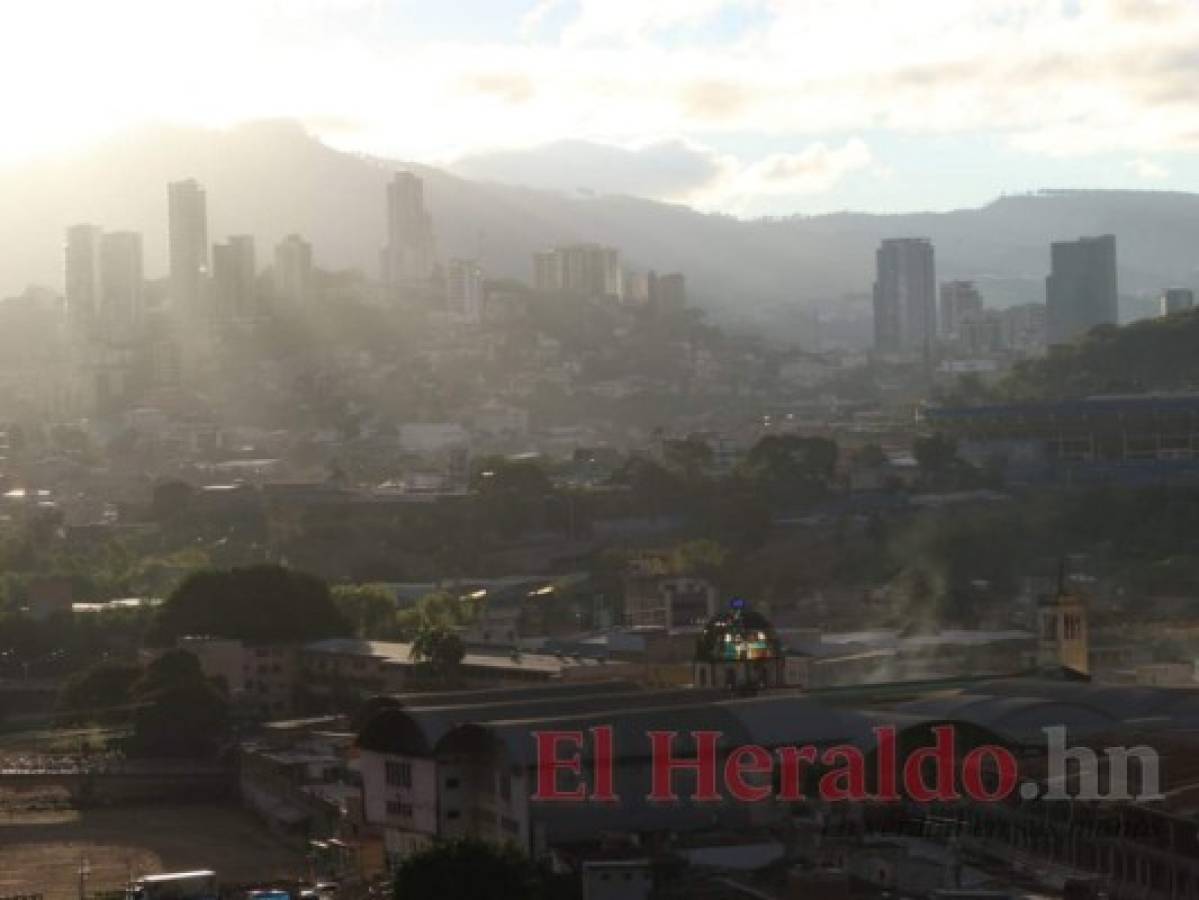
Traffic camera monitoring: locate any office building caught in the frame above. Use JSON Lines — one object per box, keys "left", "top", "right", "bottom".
{"left": 939, "top": 280, "right": 983, "bottom": 338}
{"left": 1161, "top": 287, "right": 1195, "bottom": 317}
{"left": 623, "top": 272, "right": 650, "bottom": 305}
{"left": 446, "top": 258, "right": 484, "bottom": 323}
{"left": 212, "top": 234, "right": 257, "bottom": 320}
{"left": 1001, "top": 302, "right": 1047, "bottom": 352}
{"left": 168, "top": 179, "right": 209, "bottom": 318}
{"left": 1045, "top": 234, "right": 1117, "bottom": 344}
{"left": 873, "top": 238, "right": 936, "bottom": 353}
{"left": 649, "top": 271, "right": 686, "bottom": 310}
{"left": 98, "top": 231, "right": 144, "bottom": 340}
{"left": 274, "top": 233, "right": 314, "bottom": 307}
{"left": 957, "top": 309, "right": 1005, "bottom": 354}
{"left": 532, "top": 244, "right": 623, "bottom": 299}
{"left": 382, "top": 172, "right": 437, "bottom": 288}
{"left": 65, "top": 223, "right": 101, "bottom": 335}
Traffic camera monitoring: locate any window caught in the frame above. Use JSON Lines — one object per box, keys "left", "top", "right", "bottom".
{"left": 385, "top": 760, "right": 412, "bottom": 788}
{"left": 499, "top": 773, "right": 512, "bottom": 801}
{"left": 446, "top": 810, "right": 461, "bottom": 820}
{"left": 386, "top": 801, "right": 412, "bottom": 818}
{"left": 445, "top": 777, "right": 460, "bottom": 789}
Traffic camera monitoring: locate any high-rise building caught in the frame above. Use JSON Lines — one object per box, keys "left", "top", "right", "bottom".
{"left": 649, "top": 271, "right": 687, "bottom": 311}
{"left": 873, "top": 238, "right": 936, "bottom": 353}
{"left": 1001, "top": 302, "right": 1047, "bottom": 352}
{"left": 623, "top": 272, "right": 650, "bottom": 306}
{"left": 212, "top": 235, "right": 257, "bottom": 321}
{"left": 168, "top": 179, "right": 209, "bottom": 318}
{"left": 1161, "top": 287, "right": 1195, "bottom": 317}
{"left": 958, "top": 309, "right": 1005, "bottom": 354}
{"left": 98, "top": 231, "right": 144, "bottom": 340}
{"left": 1045, "top": 234, "right": 1117, "bottom": 344}
{"left": 533, "top": 250, "right": 564, "bottom": 293}
{"left": 446, "top": 258, "right": 484, "bottom": 323}
{"left": 273, "top": 234, "right": 314, "bottom": 307}
{"left": 382, "top": 172, "right": 436, "bottom": 288}
{"left": 532, "top": 244, "right": 622, "bottom": 299}
{"left": 65, "top": 223, "right": 101, "bottom": 334}
{"left": 939, "top": 280, "right": 983, "bottom": 338}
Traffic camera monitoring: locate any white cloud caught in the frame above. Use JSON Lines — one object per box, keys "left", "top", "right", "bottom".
{"left": 561, "top": 0, "right": 757, "bottom": 45}
{"left": 520, "top": 0, "right": 563, "bottom": 38}
{"left": 3, "top": 0, "right": 1199, "bottom": 206}
{"left": 447, "top": 136, "right": 878, "bottom": 209}
{"left": 450, "top": 138, "right": 732, "bottom": 200}
{"left": 1127, "top": 158, "right": 1170, "bottom": 180}
{"left": 736, "top": 140, "right": 874, "bottom": 196}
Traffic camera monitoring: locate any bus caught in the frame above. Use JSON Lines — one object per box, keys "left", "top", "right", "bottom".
{"left": 128, "top": 871, "right": 218, "bottom": 900}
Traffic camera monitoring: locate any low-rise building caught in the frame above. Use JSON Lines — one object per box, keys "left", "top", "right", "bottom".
{"left": 179, "top": 637, "right": 298, "bottom": 718}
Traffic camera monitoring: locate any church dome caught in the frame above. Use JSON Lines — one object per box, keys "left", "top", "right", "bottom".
{"left": 696, "top": 599, "right": 782, "bottom": 663}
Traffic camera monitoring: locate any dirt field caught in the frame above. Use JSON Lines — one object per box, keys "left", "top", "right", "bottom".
{"left": 0, "top": 794, "right": 307, "bottom": 898}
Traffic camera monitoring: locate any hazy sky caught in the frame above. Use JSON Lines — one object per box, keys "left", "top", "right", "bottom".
{"left": 6, "top": 0, "right": 1199, "bottom": 215}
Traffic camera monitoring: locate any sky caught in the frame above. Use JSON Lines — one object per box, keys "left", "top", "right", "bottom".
{"left": 5, "top": 0, "right": 1199, "bottom": 216}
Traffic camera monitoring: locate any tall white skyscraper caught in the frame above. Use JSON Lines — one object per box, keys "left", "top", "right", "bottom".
{"left": 532, "top": 244, "right": 623, "bottom": 299}
{"left": 98, "top": 231, "right": 144, "bottom": 340}
{"left": 382, "top": 172, "right": 436, "bottom": 288}
{"left": 212, "top": 234, "right": 257, "bottom": 320}
{"left": 169, "top": 178, "right": 209, "bottom": 318}
{"left": 65, "top": 223, "right": 101, "bottom": 334}
{"left": 873, "top": 238, "right": 936, "bottom": 354}
{"left": 447, "top": 258, "right": 484, "bottom": 323}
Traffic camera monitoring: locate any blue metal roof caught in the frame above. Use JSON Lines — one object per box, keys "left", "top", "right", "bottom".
{"left": 927, "top": 394, "right": 1199, "bottom": 422}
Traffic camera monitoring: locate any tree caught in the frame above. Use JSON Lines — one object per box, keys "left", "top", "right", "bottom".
{"left": 472, "top": 457, "right": 554, "bottom": 534}
{"left": 662, "top": 436, "right": 714, "bottom": 483}
{"left": 612, "top": 455, "right": 683, "bottom": 517}
{"left": 409, "top": 623, "right": 466, "bottom": 685}
{"left": 129, "top": 650, "right": 228, "bottom": 758}
{"left": 743, "top": 434, "right": 839, "bottom": 503}
{"left": 150, "top": 480, "right": 195, "bottom": 523}
{"left": 669, "top": 539, "right": 728, "bottom": 582}
{"left": 332, "top": 584, "right": 396, "bottom": 638}
{"left": 913, "top": 432, "right": 960, "bottom": 477}
{"left": 57, "top": 659, "right": 141, "bottom": 723}
{"left": 392, "top": 839, "right": 545, "bottom": 900}
{"left": 856, "top": 443, "right": 888, "bottom": 468}
{"left": 150, "top": 564, "right": 350, "bottom": 645}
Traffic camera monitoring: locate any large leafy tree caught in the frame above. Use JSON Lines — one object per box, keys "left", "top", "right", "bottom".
{"left": 913, "top": 432, "right": 959, "bottom": 476}
{"left": 333, "top": 584, "right": 397, "bottom": 638}
{"left": 57, "top": 659, "right": 141, "bottom": 723}
{"left": 392, "top": 839, "right": 544, "bottom": 900}
{"left": 150, "top": 564, "right": 350, "bottom": 645}
{"left": 472, "top": 457, "right": 554, "bottom": 535}
{"left": 129, "top": 650, "right": 229, "bottom": 758}
{"left": 409, "top": 623, "right": 466, "bottom": 685}
{"left": 743, "top": 434, "right": 838, "bottom": 504}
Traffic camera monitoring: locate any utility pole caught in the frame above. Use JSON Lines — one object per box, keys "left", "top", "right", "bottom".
{"left": 77, "top": 854, "right": 90, "bottom": 900}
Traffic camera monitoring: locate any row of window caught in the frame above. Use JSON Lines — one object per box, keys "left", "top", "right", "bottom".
{"left": 384, "top": 760, "right": 513, "bottom": 803}
{"left": 385, "top": 760, "right": 413, "bottom": 788}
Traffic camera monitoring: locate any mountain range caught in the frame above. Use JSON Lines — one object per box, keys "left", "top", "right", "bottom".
{"left": 3, "top": 120, "right": 1198, "bottom": 325}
